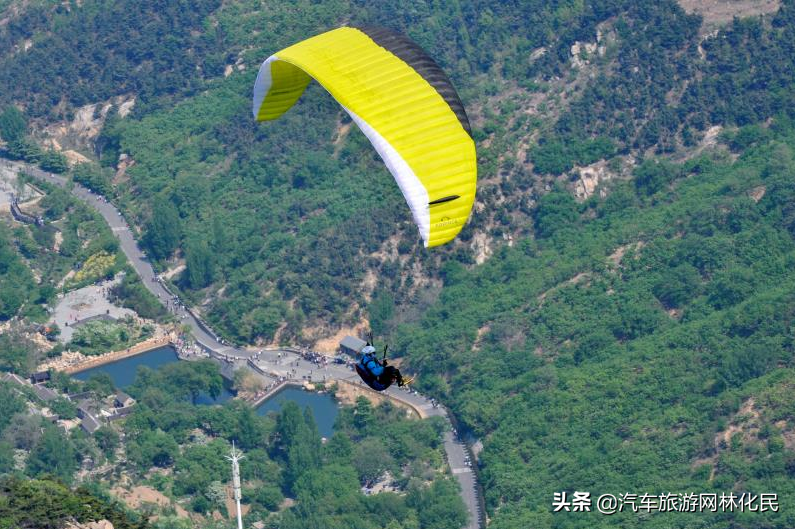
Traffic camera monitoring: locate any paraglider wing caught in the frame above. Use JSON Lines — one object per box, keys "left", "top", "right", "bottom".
{"left": 252, "top": 26, "right": 476, "bottom": 248}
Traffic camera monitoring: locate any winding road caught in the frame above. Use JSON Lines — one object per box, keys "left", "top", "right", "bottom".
{"left": 3, "top": 157, "right": 484, "bottom": 529}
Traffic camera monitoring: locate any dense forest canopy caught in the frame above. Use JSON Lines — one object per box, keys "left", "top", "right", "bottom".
{"left": 2, "top": 0, "right": 795, "bottom": 528}
{"left": 4, "top": 0, "right": 795, "bottom": 345}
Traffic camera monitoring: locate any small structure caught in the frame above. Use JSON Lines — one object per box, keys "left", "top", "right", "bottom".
{"left": 339, "top": 335, "right": 366, "bottom": 356}
{"left": 76, "top": 400, "right": 100, "bottom": 419}
{"left": 108, "top": 406, "right": 135, "bottom": 421}
{"left": 76, "top": 401, "right": 104, "bottom": 434}
{"left": 66, "top": 390, "right": 94, "bottom": 401}
{"left": 1, "top": 373, "right": 29, "bottom": 387}
{"left": 80, "top": 413, "right": 102, "bottom": 434}
{"left": 226, "top": 442, "right": 245, "bottom": 529}
{"left": 114, "top": 390, "right": 135, "bottom": 408}
{"left": 30, "top": 371, "right": 51, "bottom": 384}
{"left": 31, "top": 384, "right": 58, "bottom": 402}
{"left": 72, "top": 313, "right": 117, "bottom": 331}
{"left": 10, "top": 195, "right": 44, "bottom": 226}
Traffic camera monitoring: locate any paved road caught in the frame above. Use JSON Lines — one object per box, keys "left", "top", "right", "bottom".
{"left": 6, "top": 158, "right": 483, "bottom": 529}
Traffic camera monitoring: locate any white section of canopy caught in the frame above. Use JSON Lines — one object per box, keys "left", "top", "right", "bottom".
{"left": 344, "top": 107, "right": 430, "bottom": 246}
{"left": 252, "top": 55, "right": 277, "bottom": 118}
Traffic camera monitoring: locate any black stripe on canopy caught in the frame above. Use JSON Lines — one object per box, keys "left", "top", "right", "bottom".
{"left": 354, "top": 25, "right": 472, "bottom": 138}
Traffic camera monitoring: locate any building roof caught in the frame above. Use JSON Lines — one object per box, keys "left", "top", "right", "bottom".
{"left": 30, "top": 371, "right": 51, "bottom": 383}
{"left": 81, "top": 413, "right": 102, "bottom": 434}
{"left": 115, "top": 390, "right": 135, "bottom": 406}
{"left": 32, "top": 384, "right": 58, "bottom": 402}
{"left": 340, "top": 335, "right": 366, "bottom": 352}
{"left": 1, "top": 373, "right": 29, "bottom": 386}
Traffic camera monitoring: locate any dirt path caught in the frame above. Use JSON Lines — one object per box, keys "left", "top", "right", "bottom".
{"left": 111, "top": 485, "right": 190, "bottom": 518}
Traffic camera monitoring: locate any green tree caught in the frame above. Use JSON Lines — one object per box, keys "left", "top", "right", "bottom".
{"left": 26, "top": 426, "right": 78, "bottom": 483}
{"left": 159, "top": 360, "right": 222, "bottom": 404}
{"left": 72, "top": 163, "right": 113, "bottom": 195}
{"left": 185, "top": 236, "right": 215, "bottom": 289}
{"left": 0, "top": 332, "right": 35, "bottom": 373}
{"left": 143, "top": 196, "right": 181, "bottom": 261}
{"left": 353, "top": 437, "right": 394, "bottom": 486}
{"left": 84, "top": 373, "right": 116, "bottom": 397}
{"left": 0, "top": 440, "right": 14, "bottom": 474}
{"left": 126, "top": 429, "right": 179, "bottom": 470}
{"left": 0, "top": 106, "right": 26, "bottom": 143}
{"left": 39, "top": 150, "right": 69, "bottom": 174}
{"left": 94, "top": 426, "right": 120, "bottom": 460}
{"left": 368, "top": 289, "right": 395, "bottom": 336}
{"left": 407, "top": 479, "right": 468, "bottom": 529}
{"left": 652, "top": 263, "right": 702, "bottom": 308}
{"left": 49, "top": 397, "right": 78, "bottom": 420}
{"left": 634, "top": 158, "right": 679, "bottom": 196}
{"left": 533, "top": 190, "right": 579, "bottom": 238}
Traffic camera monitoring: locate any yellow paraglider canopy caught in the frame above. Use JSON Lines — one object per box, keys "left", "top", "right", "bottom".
{"left": 253, "top": 26, "right": 476, "bottom": 248}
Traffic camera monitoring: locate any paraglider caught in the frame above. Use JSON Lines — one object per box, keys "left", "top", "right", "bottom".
{"left": 253, "top": 26, "right": 477, "bottom": 248}
{"left": 354, "top": 335, "right": 410, "bottom": 392}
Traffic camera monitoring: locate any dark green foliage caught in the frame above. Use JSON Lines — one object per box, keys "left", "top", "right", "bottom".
{"left": 94, "top": 426, "right": 120, "bottom": 460}
{"left": 142, "top": 197, "right": 180, "bottom": 261}
{"left": 126, "top": 429, "right": 179, "bottom": 470}
{"left": 39, "top": 187, "right": 71, "bottom": 221}
{"left": 395, "top": 126, "right": 795, "bottom": 528}
{"left": 83, "top": 373, "right": 117, "bottom": 398}
{"left": 368, "top": 289, "right": 395, "bottom": 336}
{"left": 407, "top": 478, "right": 469, "bottom": 529}
{"left": 47, "top": 371, "right": 83, "bottom": 395}
{"left": 0, "top": 106, "right": 26, "bottom": 142}
{"left": 0, "top": 332, "right": 39, "bottom": 375}
{"left": 184, "top": 236, "right": 215, "bottom": 289}
{"left": 270, "top": 401, "right": 322, "bottom": 494}
{"left": 533, "top": 189, "right": 579, "bottom": 238}
{"left": 109, "top": 273, "right": 168, "bottom": 321}
{"left": 0, "top": 476, "right": 146, "bottom": 529}
{"left": 25, "top": 426, "right": 78, "bottom": 483}
{"left": 633, "top": 158, "right": 680, "bottom": 196}
{"left": 0, "top": 441, "right": 13, "bottom": 475}
{"left": 96, "top": 109, "right": 124, "bottom": 166}
{"left": 0, "top": 226, "right": 36, "bottom": 321}
{"left": 48, "top": 397, "right": 78, "bottom": 420}
{"left": 352, "top": 437, "right": 394, "bottom": 486}
{"left": 173, "top": 439, "right": 232, "bottom": 499}
{"left": 652, "top": 263, "right": 702, "bottom": 308}
{"left": 248, "top": 485, "right": 283, "bottom": 512}
{"left": 72, "top": 163, "right": 113, "bottom": 195}
{"left": 0, "top": 0, "right": 224, "bottom": 118}
{"left": 530, "top": 137, "right": 616, "bottom": 175}
{"left": 37, "top": 150, "right": 68, "bottom": 174}
{"left": 724, "top": 124, "right": 773, "bottom": 152}
{"left": 0, "top": 384, "right": 26, "bottom": 435}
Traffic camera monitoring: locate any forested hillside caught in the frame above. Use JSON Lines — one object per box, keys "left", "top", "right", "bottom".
{"left": 399, "top": 124, "right": 795, "bottom": 528}
{"left": 3, "top": 0, "right": 795, "bottom": 528}
{"left": 12, "top": 0, "right": 793, "bottom": 344}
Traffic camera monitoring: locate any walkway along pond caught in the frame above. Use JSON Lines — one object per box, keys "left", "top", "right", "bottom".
{"left": 69, "top": 345, "right": 339, "bottom": 438}
{"left": 10, "top": 157, "right": 483, "bottom": 529}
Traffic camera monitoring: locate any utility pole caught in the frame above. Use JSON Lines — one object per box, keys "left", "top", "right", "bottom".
{"left": 226, "top": 441, "right": 245, "bottom": 529}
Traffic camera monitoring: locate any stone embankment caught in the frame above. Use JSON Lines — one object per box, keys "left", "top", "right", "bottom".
{"left": 38, "top": 336, "right": 171, "bottom": 374}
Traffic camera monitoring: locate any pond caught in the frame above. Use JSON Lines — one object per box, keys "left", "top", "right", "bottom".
{"left": 72, "top": 346, "right": 234, "bottom": 403}
{"left": 256, "top": 386, "right": 339, "bottom": 439}
{"left": 72, "top": 346, "right": 340, "bottom": 436}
